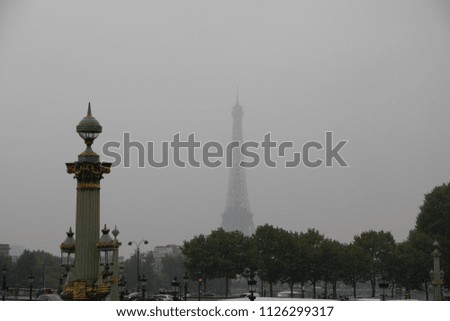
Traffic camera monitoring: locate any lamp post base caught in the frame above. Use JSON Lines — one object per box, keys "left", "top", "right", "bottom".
{"left": 61, "top": 280, "right": 110, "bottom": 301}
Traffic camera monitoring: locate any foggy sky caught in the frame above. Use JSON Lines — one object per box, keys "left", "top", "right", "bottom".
{"left": 1, "top": 0, "right": 450, "bottom": 258}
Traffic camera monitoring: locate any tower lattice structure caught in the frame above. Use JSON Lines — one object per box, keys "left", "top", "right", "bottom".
{"left": 221, "top": 95, "right": 255, "bottom": 236}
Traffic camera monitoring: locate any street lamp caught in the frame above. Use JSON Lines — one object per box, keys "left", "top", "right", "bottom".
{"left": 197, "top": 271, "right": 202, "bottom": 301}
{"left": 60, "top": 227, "right": 76, "bottom": 276}
{"left": 119, "top": 261, "right": 126, "bottom": 301}
{"left": 128, "top": 239, "right": 149, "bottom": 291}
{"left": 2, "top": 265, "right": 7, "bottom": 301}
{"left": 247, "top": 277, "right": 257, "bottom": 301}
{"left": 119, "top": 277, "right": 126, "bottom": 301}
{"left": 97, "top": 225, "right": 115, "bottom": 278}
{"left": 171, "top": 276, "right": 180, "bottom": 300}
{"left": 430, "top": 241, "right": 444, "bottom": 301}
{"left": 64, "top": 104, "right": 112, "bottom": 301}
{"left": 183, "top": 273, "right": 189, "bottom": 301}
{"left": 28, "top": 273, "right": 34, "bottom": 301}
{"left": 140, "top": 274, "right": 147, "bottom": 301}
{"left": 378, "top": 278, "right": 389, "bottom": 301}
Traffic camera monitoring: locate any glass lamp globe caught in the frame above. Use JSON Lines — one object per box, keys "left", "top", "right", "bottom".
{"left": 76, "top": 103, "right": 102, "bottom": 144}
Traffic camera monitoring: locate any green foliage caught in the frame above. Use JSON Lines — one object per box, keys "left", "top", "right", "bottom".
{"left": 1, "top": 250, "right": 61, "bottom": 291}
{"left": 254, "top": 225, "right": 286, "bottom": 289}
{"left": 181, "top": 228, "right": 254, "bottom": 296}
{"left": 122, "top": 250, "right": 155, "bottom": 291}
{"left": 353, "top": 230, "right": 396, "bottom": 297}
{"left": 415, "top": 182, "right": 450, "bottom": 287}
{"left": 394, "top": 230, "right": 433, "bottom": 291}
{"left": 9, "top": 177, "right": 450, "bottom": 299}
{"left": 341, "top": 243, "right": 370, "bottom": 298}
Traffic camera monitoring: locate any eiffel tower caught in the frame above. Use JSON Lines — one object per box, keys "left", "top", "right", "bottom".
{"left": 221, "top": 92, "right": 255, "bottom": 236}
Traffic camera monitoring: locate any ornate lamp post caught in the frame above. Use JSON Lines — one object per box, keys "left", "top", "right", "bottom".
{"left": 60, "top": 227, "right": 76, "bottom": 283}
{"left": 2, "top": 265, "right": 7, "bottom": 301}
{"left": 96, "top": 225, "right": 121, "bottom": 301}
{"left": 109, "top": 226, "right": 121, "bottom": 301}
{"left": 171, "top": 276, "right": 180, "bottom": 300}
{"left": 183, "top": 273, "right": 189, "bottom": 301}
{"left": 97, "top": 225, "right": 115, "bottom": 281}
{"left": 128, "top": 239, "right": 149, "bottom": 291}
{"left": 430, "top": 241, "right": 444, "bottom": 301}
{"left": 28, "top": 273, "right": 34, "bottom": 301}
{"left": 247, "top": 277, "right": 257, "bottom": 301}
{"left": 63, "top": 103, "right": 112, "bottom": 300}
{"left": 140, "top": 275, "right": 147, "bottom": 301}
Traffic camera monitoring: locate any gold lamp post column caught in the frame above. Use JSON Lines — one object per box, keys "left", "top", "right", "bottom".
{"left": 64, "top": 103, "right": 111, "bottom": 300}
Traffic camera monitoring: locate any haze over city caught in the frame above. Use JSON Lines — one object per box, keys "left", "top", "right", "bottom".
{"left": 1, "top": 0, "right": 450, "bottom": 259}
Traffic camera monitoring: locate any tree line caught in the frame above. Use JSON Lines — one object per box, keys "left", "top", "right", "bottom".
{"left": 0, "top": 181, "right": 448, "bottom": 298}
{"left": 181, "top": 182, "right": 450, "bottom": 299}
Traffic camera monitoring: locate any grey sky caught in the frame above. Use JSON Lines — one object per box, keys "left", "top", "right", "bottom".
{"left": 1, "top": 0, "right": 450, "bottom": 258}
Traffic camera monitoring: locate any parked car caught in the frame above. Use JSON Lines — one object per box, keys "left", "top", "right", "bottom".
{"left": 124, "top": 292, "right": 143, "bottom": 301}
{"left": 154, "top": 294, "right": 174, "bottom": 301}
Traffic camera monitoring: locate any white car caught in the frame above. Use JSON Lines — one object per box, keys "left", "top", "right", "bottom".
{"left": 154, "top": 294, "right": 174, "bottom": 301}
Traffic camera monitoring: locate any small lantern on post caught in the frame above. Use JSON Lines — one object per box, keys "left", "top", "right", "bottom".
{"left": 2, "top": 265, "right": 7, "bottom": 301}
{"left": 60, "top": 227, "right": 76, "bottom": 275}
{"left": 171, "top": 276, "right": 180, "bottom": 300}
{"left": 28, "top": 273, "right": 35, "bottom": 301}
{"left": 247, "top": 277, "right": 257, "bottom": 301}
{"left": 97, "top": 225, "right": 115, "bottom": 280}
{"left": 140, "top": 275, "right": 147, "bottom": 301}
{"left": 378, "top": 277, "right": 389, "bottom": 301}
{"left": 183, "top": 273, "right": 189, "bottom": 301}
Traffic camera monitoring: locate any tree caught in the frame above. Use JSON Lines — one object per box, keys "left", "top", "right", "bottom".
{"left": 353, "top": 230, "right": 396, "bottom": 297}
{"left": 182, "top": 233, "right": 215, "bottom": 293}
{"left": 341, "top": 243, "right": 370, "bottom": 298}
{"left": 15, "top": 250, "right": 38, "bottom": 288}
{"left": 254, "top": 224, "right": 287, "bottom": 297}
{"left": 32, "top": 250, "right": 61, "bottom": 290}
{"left": 302, "top": 228, "right": 325, "bottom": 299}
{"left": 415, "top": 182, "right": 450, "bottom": 288}
{"left": 279, "top": 231, "right": 309, "bottom": 298}
{"left": 320, "top": 239, "right": 344, "bottom": 299}
{"left": 204, "top": 229, "right": 252, "bottom": 297}
{"left": 123, "top": 250, "right": 155, "bottom": 292}
{"left": 156, "top": 254, "right": 186, "bottom": 295}
{"left": 394, "top": 230, "right": 434, "bottom": 299}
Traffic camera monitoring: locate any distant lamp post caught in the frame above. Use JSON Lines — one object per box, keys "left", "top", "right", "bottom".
{"left": 140, "top": 275, "right": 147, "bottom": 301}
{"left": 128, "top": 240, "right": 149, "bottom": 291}
{"left": 430, "top": 241, "right": 444, "bottom": 301}
{"left": 119, "top": 261, "right": 126, "bottom": 301}
{"left": 2, "top": 265, "right": 7, "bottom": 301}
{"left": 28, "top": 273, "right": 34, "bottom": 301}
{"left": 247, "top": 277, "right": 257, "bottom": 301}
{"left": 119, "top": 277, "right": 126, "bottom": 301}
{"left": 171, "top": 276, "right": 180, "bottom": 300}
{"left": 378, "top": 278, "right": 389, "bottom": 301}
{"left": 183, "top": 273, "right": 189, "bottom": 301}
{"left": 197, "top": 271, "right": 202, "bottom": 301}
